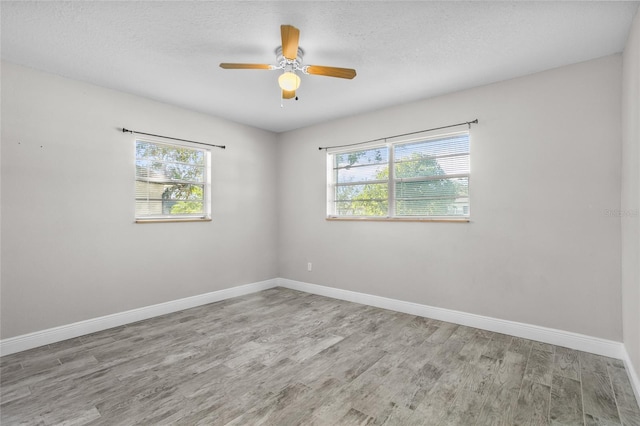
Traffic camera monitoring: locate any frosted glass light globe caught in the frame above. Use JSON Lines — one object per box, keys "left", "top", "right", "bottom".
{"left": 278, "top": 72, "right": 301, "bottom": 91}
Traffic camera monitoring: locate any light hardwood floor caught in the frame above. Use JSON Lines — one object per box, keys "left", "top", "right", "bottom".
{"left": 1, "top": 287, "right": 639, "bottom": 425}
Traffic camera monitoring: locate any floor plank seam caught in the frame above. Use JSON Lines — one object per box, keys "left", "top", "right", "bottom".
{"left": 516, "top": 339, "right": 534, "bottom": 404}
{"left": 579, "top": 355, "right": 586, "bottom": 426}
{"left": 607, "top": 362, "right": 624, "bottom": 426}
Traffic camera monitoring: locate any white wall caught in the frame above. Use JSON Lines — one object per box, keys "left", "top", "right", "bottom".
{"left": 278, "top": 55, "right": 623, "bottom": 341}
{"left": 0, "top": 62, "right": 279, "bottom": 339}
{"left": 622, "top": 10, "right": 640, "bottom": 383}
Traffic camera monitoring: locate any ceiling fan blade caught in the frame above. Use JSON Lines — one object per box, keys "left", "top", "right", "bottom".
{"left": 306, "top": 65, "right": 357, "bottom": 79}
{"left": 282, "top": 89, "right": 296, "bottom": 99}
{"left": 281, "top": 25, "right": 300, "bottom": 60}
{"left": 219, "top": 63, "right": 272, "bottom": 70}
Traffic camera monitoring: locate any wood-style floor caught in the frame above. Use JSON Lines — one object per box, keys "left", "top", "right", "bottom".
{"left": 1, "top": 287, "right": 639, "bottom": 425}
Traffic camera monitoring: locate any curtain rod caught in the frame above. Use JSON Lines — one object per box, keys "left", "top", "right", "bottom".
{"left": 318, "top": 119, "right": 478, "bottom": 151}
{"left": 122, "top": 128, "right": 226, "bottom": 149}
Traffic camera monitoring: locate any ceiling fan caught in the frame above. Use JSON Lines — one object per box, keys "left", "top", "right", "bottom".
{"left": 220, "top": 25, "right": 357, "bottom": 101}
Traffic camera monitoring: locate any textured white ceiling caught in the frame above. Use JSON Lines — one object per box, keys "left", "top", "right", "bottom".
{"left": 1, "top": 1, "right": 638, "bottom": 133}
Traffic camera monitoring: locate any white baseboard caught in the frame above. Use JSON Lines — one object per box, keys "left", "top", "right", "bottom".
{"left": 2, "top": 276, "right": 636, "bottom": 400}
{"left": 277, "top": 278, "right": 626, "bottom": 360}
{"left": 0, "top": 279, "right": 278, "bottom": 356}
{"left": 2, "top": 276, "right": 638, "bottom": 407}
{"left": 622, "top": 347, "right": 640, "bottom": 407}
{"left": 3, "top": 276, "right": 638, "bottom": 405}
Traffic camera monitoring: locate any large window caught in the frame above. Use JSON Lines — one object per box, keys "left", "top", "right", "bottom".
{"left": 135, "top": 139, "right": 211, "bottom": 222}
{"left": 327, "top": 131, "right": 470, "bottom": 220}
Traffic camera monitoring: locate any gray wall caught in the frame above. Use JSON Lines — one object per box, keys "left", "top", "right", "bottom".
{"left": 1, "top": 62, "right": 279, "bottom": 339}
{"left": 0, "top": 53, "right": 629, "bottom": 348}
{"left": 622, "top": 10, "right": 640, "bottom": 382}
{"left": 277, "top": 55, "right": 623, "bottom": 341}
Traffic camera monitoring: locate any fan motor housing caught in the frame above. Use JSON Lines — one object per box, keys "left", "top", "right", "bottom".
{"left": 276, "top": 46, "right": 304, "bottom": 66}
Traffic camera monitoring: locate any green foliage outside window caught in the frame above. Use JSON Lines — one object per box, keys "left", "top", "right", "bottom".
{"left": 135, "top": 141, "right": 208, "bottom": 218}
{"left": 334, "top": 144, "right": 468, "bottom": 218}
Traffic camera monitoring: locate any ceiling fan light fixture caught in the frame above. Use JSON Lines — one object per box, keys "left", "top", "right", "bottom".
{"left": 278, "top": 71, "right": 301, "bottom": 91}
{"left": 220, "top": 25, "right": 356, "bottom": 102}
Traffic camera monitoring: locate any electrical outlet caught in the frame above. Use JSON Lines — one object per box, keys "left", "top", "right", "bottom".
{"left": 307, "top": 262, "right": 312, "bottom": 272}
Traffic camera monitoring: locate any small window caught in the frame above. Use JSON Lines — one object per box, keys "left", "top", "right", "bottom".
{"left": 135, "top": 139, "right": 211, "bottom": 222}
{"left": 327, "top": 131, "right": 470, "bottom": 220}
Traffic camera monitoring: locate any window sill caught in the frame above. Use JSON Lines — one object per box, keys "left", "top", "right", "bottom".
{"left": 326, "top": 217, "right": 469, "bottom": 223}
{"left": 135, "top": 218, "right": 212, "bottom": 224}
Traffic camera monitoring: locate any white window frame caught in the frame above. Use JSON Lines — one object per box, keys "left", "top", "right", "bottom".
{"left": 134, "top": 137, "right": 212, "bottom": 223}
{"left": 326, "top": 130, "right": 470, "bottom": 222}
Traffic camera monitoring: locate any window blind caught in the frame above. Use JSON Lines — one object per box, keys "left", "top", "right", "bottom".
{"left": 135, "top": 139, "right": 211, "bottom": 221}
{"left": 328, "top": 131, "right": 470, "bottom": 219}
